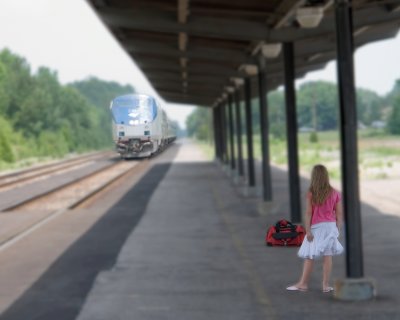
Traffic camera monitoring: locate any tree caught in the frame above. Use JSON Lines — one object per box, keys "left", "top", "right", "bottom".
{"left": 0, "top": 49, "right": 138, "bottom": 162}
{"left": 186, "top": 107, "right": 212, "bottom": 141}
{"left": 356, "top": 88, "right": 385, "bottom": 126}
{"left": 385, "top": 79, "right": 400, "bottom": 134}
{"left": 0, "top": 49, "right": 34, "bottom": 120}
{"left": 70, "top": 77, "right": 136, "bottom": 147}
{"left": 387, "top": 96, "right": 400, "bottom": 135}
{"left": 0, "top": 62, "right": 10, "bottom": 115}
{"left": 297, "top": 81, "right": 339, "bottom": 131}
{"left": 0, "top": 117, "right": 15, "bottom": 162}
{"left": 268, "top": 90, "right": 286, "bottom": 139}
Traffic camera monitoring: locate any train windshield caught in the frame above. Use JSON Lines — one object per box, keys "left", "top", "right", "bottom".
{"left": 111, "top": 95, "right": 158, "bottom": 125}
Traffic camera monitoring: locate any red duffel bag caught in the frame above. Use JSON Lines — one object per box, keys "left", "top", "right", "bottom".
{"left": 265, "top": 219, "right": 305, "bottom": 247}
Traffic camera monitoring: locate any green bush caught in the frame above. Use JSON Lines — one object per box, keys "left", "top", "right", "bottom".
{"left": 0, "top": 117, "right": 15, "bottom": 162}
{"left": 38, "top": 131, "right": 69, "bottom": 157}
{"left": 309, "top": 131, "right": 318, "bottom": 143}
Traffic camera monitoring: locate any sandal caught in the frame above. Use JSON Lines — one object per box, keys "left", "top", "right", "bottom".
{"left": 286, "top": 285, "right": 308, "bottom": 292}
{"left": 323, "top": 286, "right": 334, "bottom": 293}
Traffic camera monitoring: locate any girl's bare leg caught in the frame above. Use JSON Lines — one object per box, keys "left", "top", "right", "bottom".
{"left": 296, "top": 259, "right": 314, "bottom": 289}
{"left": 322, "top": 255, "right": 332, "bottom": 290}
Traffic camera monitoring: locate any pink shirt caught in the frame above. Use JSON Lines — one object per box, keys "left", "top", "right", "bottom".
{"left": 307, "top": 189, "right": 341, "bottom": 225}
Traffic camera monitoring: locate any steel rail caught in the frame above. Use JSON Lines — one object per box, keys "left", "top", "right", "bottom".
{"left": 0, "top": 151, "right": 114, "bottom": 189}
{"left": 0, "top": 159, "right": 150, "bottom": 251}
{"left": 3, "top": 160, "right": 123, "bottom": 212}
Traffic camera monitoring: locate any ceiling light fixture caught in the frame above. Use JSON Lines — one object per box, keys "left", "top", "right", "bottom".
{"left": 261, "top": 43, "right": 282, "bottom": 58}
{"left": 230, "top": 77, "right": 245, "bottom": 87}
{"left": 238, "top": 64, "right": 258, "bottom": 76}
{"left": 225, "top": 86, "right": 235, "bottom": 93}
{"left": 296, "top": 6, "right": 324, "bottom": 28}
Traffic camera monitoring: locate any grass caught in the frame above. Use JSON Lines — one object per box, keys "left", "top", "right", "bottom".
{"left": 0, "top": 156, "right": 56, "bottom": 173}
{"left": 211, "top": 128, "right": 400, "bottom": 181}
{"left": 194, "top": 139, "right": 215, "bottom": 160}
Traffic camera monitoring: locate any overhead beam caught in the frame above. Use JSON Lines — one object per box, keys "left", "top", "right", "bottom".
{"left": 144, "top": 70, "right": 229, "bottom": 83}
{"left": 273, "top": 0, "right": 306, "bottom": 28}
{"left": 178, "top": 32, "right": 188, "bottom": 51}
{"left": 159, "top": 91, "right": 215, "bottom": 104}
{"left": 140, "top": 59, "right": 327, "bottom": 91}
{"left": 177, "top": 0, "right": 190, "bottom": 92}
{"left": 270, "top": 5, "right": 400, "bottom": 42}
{"left": 387, "top": 3, "right": 400, "bottom": 12}
{"left": 138, "top": 63, "right": 243, "bottom": 77}
{"left": 98, "top": 8, "right": 271, "bottom": 41}
{"left": 153, "top": 81, "right": 224, "bottom": 92}
{"left": 147, "top": 76, "right": 228, "bottom": 86}
{"left": 125, "top": 40, "right": 252, "bottom": 62}
{"left": 98, "top": 6, "right": 400, "bottom": 42}
{"left": 154, "top": 87, "right": 222, "bottom": 97}
{"left": 160, "top": 91, "right": 215, "bottom": 100}
{"left": 132, "top": 53, "right": 239, "bottom": 68}
{"left": 191, "top": 6, "right": 275, "bottom": 18}
{"left": 127, "top": 38, "right": 335, "bottom": 74}
{"left": 178, "top": 0, "right": 189, "bottom": 24}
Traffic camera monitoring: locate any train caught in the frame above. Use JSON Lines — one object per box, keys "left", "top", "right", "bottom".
{"left": 110, "top": 94, "right": 176, "bottom": 158}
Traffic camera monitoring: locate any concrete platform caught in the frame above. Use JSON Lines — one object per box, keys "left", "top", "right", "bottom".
{"left": 70, "top": 140, "right": 400, "bottom": 320}
{"left": 1, "top": 141, "right": 397, "bottom": 319}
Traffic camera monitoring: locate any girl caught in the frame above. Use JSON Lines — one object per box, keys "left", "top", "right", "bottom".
{"left": 286, "top": 164, "right": 344, "bottom": 293}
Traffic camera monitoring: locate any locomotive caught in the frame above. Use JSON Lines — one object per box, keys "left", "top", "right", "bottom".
{"left": 110, "top": 94, "right": 176, "bottom": 158}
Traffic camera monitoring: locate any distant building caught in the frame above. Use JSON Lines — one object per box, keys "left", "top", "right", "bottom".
{"left": 371, "top": 120, "right": 386, "bottom": 129}
{"left": 299, "top": 127, "right": 314, "bottom": 133}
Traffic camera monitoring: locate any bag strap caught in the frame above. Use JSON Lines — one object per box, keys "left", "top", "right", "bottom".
{"left": 275, "top": 219, "right": 296, "bottom": 232}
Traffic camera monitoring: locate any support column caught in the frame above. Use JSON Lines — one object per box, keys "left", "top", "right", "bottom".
{"left": 334, "top": 0, "right": 375, "bottom": 301}
{"left": 212, "top": 107, "right": 217, "bottom": 159}
{"left": 283, "top": 42, "right": 302, "bottom": 223}
{"left": 228, "top": 93, "right": 236, "bottom": 170}
{"left": 244, "top": 77, "right": 255, "bottom": 187}
{"left": 217, "top": 105, "right": 223, "bottom": 161}
{"left": 235, "top": 88, "right": 244, "bottom": 177}
{"left": 336, "top": 0, "right": 363, "bottom": 279}
{"left": 213, "top": 105, "right": 221, "bottom": 161}
{"left": 258, "top": 57, "right": 272, "bottom": 201}
{"left": 220, "top": 100, "right": 228, "bottom": 164}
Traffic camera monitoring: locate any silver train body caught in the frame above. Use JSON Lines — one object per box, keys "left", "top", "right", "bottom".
{"left": 110, "top": 94, "right": 176, "bottom": 158}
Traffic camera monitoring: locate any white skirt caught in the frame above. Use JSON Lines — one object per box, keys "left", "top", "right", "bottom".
{"left": 298, "top": 222, "right": 344, "bottom": 259}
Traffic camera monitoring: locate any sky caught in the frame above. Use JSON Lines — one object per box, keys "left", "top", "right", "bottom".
{"left": 0, "top": 0, "right": 399, "bottom": 128}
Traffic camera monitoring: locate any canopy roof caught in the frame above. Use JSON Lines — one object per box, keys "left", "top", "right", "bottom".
{"left": 87, "top": 0, "right": 400, "bottom": 106}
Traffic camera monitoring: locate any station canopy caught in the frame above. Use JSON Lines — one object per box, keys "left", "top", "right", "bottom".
{"left": 87, "top": 0, "right": 400, "bottom": 106}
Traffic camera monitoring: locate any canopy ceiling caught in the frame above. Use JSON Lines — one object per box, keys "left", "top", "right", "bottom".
{"left": 87, "top": 0, "right": 400, "bottom": 106}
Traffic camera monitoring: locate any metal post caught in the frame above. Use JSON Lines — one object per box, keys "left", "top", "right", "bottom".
{"left": 283, "top": 42, "right": 302, "bottom": 223}
{"left": 217, "top": 104, "right": 223, "bottom": 161}
{"left": 258, "top": 58, "right": 272, "bottom": 201}
{"left": 214, "top": 106, "right": 222, "bottom": 160}
{"left": 220, "top": 100, "right": 228, "bottom": 164}
{"left": 228, "top": 93, "right": 236, "bottom": 170}
{"left": 212, "top": 107, "right": 218, "bottom": 159}
{"left": 335, "top": 0, "right": 364, "bottom": 278}
{"left": 235, "top": 88, "right": 244, "bottom": 177}
{"left": 217, "top": 105, "right": 223, "bottom": 161}
{"left": 244, "top": 77, "right": 255, "bottom": 187}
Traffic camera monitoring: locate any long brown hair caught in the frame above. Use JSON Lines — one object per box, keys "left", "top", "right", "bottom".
{"left": 309, "top": 164, "right": 332, "bottom": 205}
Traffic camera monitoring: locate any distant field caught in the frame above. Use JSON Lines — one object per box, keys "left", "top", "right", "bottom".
{"left": 195, "top": 128, "right": 400, "bottom": 180}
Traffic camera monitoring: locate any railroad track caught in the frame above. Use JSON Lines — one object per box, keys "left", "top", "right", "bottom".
{"left": 3, "top": 159, "right": 148, "bottom": 212}
{"left": 0, "top": 141, "right": 178, "bottom": 252}
{"left": 0, "top": 150, "right": 114, "bottom": 191}
{"left": 0, "top": 158, "right": 150, "bottom": 250}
